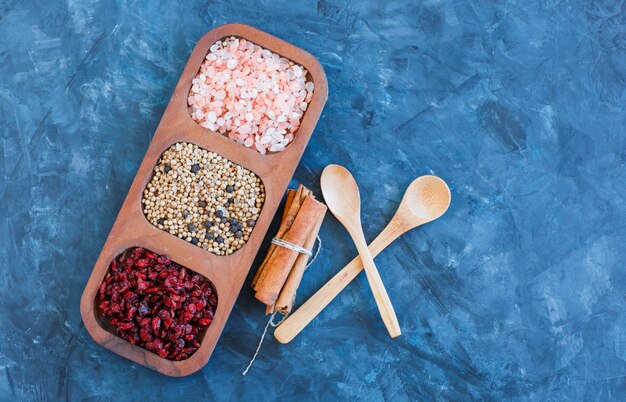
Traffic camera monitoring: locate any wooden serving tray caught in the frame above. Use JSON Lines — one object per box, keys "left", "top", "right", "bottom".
{"left": 80, "top": 23, "right": 327, "bottom": 377}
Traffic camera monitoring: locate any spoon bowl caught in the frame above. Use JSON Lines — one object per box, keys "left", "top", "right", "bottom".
{"left": 320, "top": 164, "right": 362, "bottom": 224}
{"left": 396, "top": 175, "right": 451, "bottom": 227}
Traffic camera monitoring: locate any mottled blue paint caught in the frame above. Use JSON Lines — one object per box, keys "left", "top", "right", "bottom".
{"left": 1, "top": 0, "right": 625, "bottom": 400}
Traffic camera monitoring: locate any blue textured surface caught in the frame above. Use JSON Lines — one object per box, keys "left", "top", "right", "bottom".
{"left": 1, "top": 0, "right": 625, "bottom": 400}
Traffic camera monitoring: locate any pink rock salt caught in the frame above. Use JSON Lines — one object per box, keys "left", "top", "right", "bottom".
{"left": 188, "top": 37, "right": 314, "bottom": 154}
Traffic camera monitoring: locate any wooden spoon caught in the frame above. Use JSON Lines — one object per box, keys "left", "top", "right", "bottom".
{"left": 274, "top": 175, "right": 451, "bottom": 344}
{"left": 319, "top": 164, "right": 402, "bottom": 338}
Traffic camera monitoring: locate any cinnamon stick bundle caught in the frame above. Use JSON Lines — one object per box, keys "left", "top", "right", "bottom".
{"left": 252, "top": 185, "right": 326, "bottom": 314}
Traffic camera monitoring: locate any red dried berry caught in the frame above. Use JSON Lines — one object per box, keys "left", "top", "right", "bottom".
{"left": 152, "top": 317, "right": 161, "bottom": 332}
{"left": 138, "top": 303, "right": 150, "bottom": 316}
{"left": 117, "top": 322, "right": 133, "bottom": 331}
{"left": 140, "top": 329, "right": 152, "bottom": 342}
{"left": 157, "top": 348, "right": 169, "bottom": 359}
{"left": 157, "top": 255, "right": 170, "bottom": 265}
{"left": 181, "top": 311, "right": 193, "bottom": 323}
{"left": 111, "top": 302, "right": 121, "bottom": 313}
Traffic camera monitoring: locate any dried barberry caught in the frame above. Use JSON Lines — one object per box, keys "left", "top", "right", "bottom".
{"left": 96, "top": 247, "right": 217, "bottom": 361}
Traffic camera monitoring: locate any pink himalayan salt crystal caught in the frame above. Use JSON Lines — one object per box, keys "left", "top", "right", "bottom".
{"left": 188, "top": 37, "right": 314, "bottom": 154}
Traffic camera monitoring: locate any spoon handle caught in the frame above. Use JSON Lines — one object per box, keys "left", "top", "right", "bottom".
{"left": 274, "top": 219, "right": 405, "bottom": 344}
{"left": 351, "top": 227, "right": 401, "bottom": 338}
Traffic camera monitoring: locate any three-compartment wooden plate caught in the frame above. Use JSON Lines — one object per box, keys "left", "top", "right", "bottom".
{"left": 80, "top": 23, "right": 327, "bottom": 377}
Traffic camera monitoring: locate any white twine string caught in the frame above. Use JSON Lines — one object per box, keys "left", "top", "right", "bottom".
{"left": 242, "top": 235, "right": 321, "bottom": 376}
{"left": 241, "top": 312, "right": 284, "bottom": 376}
{"left": 304, "top": 235, "right": 321, "bottom": 266}
{"left": 271, "top": 238, "right": 313, "bottom": 256}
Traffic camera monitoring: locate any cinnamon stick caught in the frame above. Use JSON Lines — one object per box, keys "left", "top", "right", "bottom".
{"left": 282, "top": 189, "right": 297, "bottom": 221}
{"left": 254, "top": 196, "right": 326, "bottom": 306}
{"left": 275, "top": 206, "right": 326, "bottom": 314}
